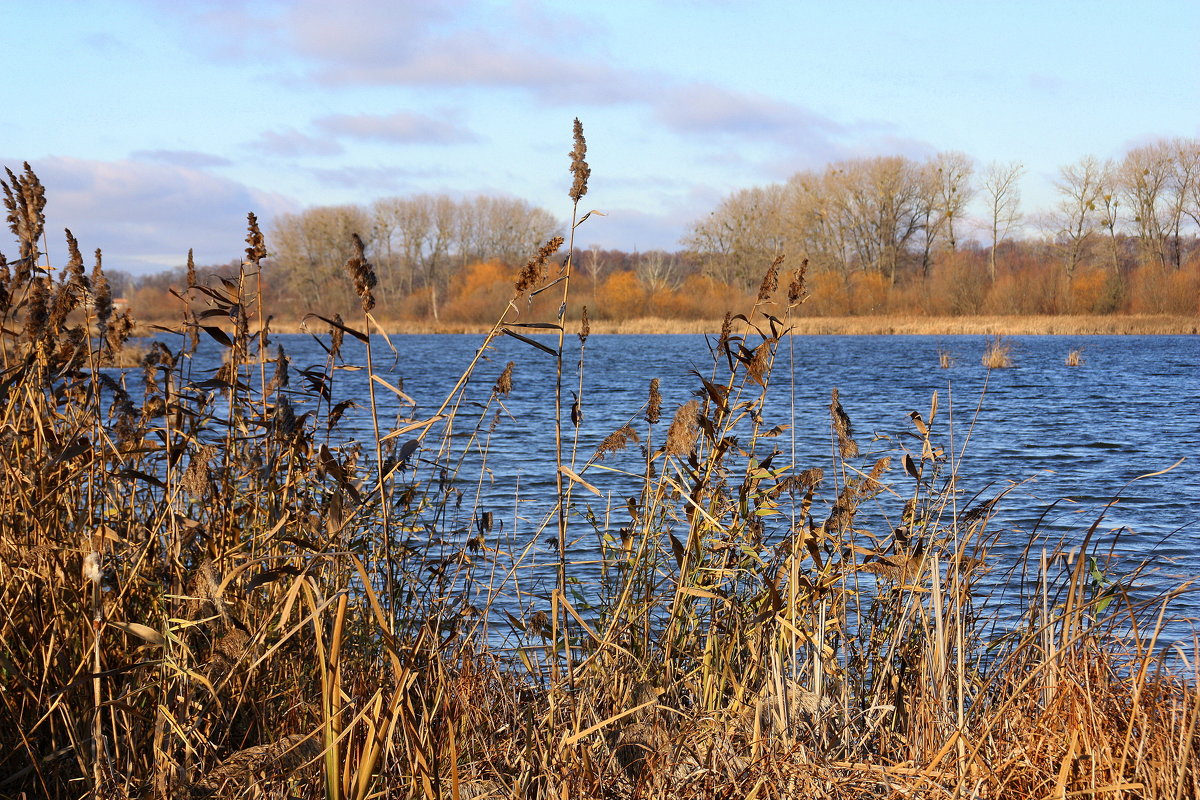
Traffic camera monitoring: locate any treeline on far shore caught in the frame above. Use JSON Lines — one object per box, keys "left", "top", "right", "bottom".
{"left": 97, "top": 135, "right": 1200, "bottom": 325}
{"left": 116, "top": 239, "right": 1197, "bottom": 327}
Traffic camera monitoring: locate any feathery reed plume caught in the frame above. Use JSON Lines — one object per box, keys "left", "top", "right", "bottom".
{"left": 757, "top": 254, "right": 783, "bottom": 303}
{"left": 646, "top": 378, "right": 661, "bottom": 425}
{"left": 569, "top": 117, "right": 590, "bottom": 203}
{"left": 2, "top": 163, "right": 46, "bottom": 272}
{"left": 717, "top": 311, "right": 733, "bottom": 354}
{"left": 515, "top": 236, "right": 563, "bottom": 295}
{"left": 747, "top": 341, "right": 771, "bottom": 387}
{"left": 267, "top": 344, "right": 289, "bottom": 394}
{"left": 22, "top": 274, "right": 48, "bottom": 344}
{"left": 830, "top": 387, "right": 858, "bottom": 459}
{"left": 91, "top": 248, "right": 112, "bottom": 337}
{"left": 48, "top": 229, "right": 88, "bottom": 332}
{"left": 106, "top": 308, "right": 135, "bottom": 356}
{"left": 329, "top": 313, "right": 344, "bottom": 360}
{"left": 665, "top": 399, "right": 700, "bottom": 456}
{"left": 493, "top": 361, "right": 515, "bottom": 396}
{"left": 595, "top": 424, "right": 640, "bottom": 459}
{"left": 862, "top": 455, "right": 891, "bottom": 496}
{"left": 578, "top": 305, "right": 590, "bottom": 344}
{"left": 244, "top": 212, "right": 267, "bottom": 264}
{"left": 344, "top": 233, "right": 376, "bottom": 313}
{"left": 787, "top": 258, "right": 809, "bottom": 306}
{"left": 186, "top": 248, "right": 196, "bottom": 288}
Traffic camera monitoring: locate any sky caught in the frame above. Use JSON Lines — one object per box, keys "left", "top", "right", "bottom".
{"left": 3, "top": 0, "right": 1199, "bottom": 275}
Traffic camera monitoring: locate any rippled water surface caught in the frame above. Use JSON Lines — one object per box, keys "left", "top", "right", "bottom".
{"left": 190, "top": 332, "right": 1200, "bottom": 641}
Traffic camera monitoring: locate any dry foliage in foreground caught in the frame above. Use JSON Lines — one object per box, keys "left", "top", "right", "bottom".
{"left": 2, "top": 143, "right": 1197, "bottom": 800}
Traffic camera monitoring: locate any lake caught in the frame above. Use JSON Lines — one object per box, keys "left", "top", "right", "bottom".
{"left": 183, "top": 331, "right": 1200, "bottom": 644}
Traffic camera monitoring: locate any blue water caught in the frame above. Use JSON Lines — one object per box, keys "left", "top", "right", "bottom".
{"left": 174, "top": 331, "right": 1200, "bottom": 645}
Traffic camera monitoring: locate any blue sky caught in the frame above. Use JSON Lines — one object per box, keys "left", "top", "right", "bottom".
{"left": 4, "top": 0, "right": 1198, "bottom": 274}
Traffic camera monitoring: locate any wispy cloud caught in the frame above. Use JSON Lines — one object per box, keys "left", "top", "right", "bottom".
{"left": 132, "top": 149, "right": 234, "bottom": 168}
{"left": 308, "top": 164, "right": 447, "bottom": 192}
{"left": 247, "top": 128, "right": 344, "bottom": 158}
{"left": 165, "top": 0, "right": 639, "bottom": 103}
{"left": 653, "top": 83, "right": 843, "bottom": 142}
{"left": 313, "top": 111, "right": 479, "bottom": 145}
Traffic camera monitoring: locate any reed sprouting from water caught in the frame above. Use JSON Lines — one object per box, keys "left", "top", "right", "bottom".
{"left": 982, "top": 334, "right": 1013, "bottom": 368}
{"left": 1, "top": 139, "right": 1197, "bottom": 800}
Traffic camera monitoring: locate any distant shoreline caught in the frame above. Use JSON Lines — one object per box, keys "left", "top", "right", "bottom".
{"left": 170, "top": 314, "right": 1196, "bottom": 337}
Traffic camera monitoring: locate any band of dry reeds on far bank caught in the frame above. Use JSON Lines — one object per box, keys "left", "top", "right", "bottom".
{"left": 150, "top": 313, "right": 1198, "bottom": 337}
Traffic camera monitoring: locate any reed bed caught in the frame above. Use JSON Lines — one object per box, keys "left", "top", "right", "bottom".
{"left": 1, "top": 145, "right": 1197, "bottom": 800}
{"left": 982, "top": 335, "right": 1013, "bottom": 368}
{"left": 201, "top": 314, "right": 1200, "bottom": 337}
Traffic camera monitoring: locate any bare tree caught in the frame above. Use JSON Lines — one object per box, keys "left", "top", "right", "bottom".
{"left": 981, "top": 161, "right": 1025, "bottom": 282}
{"left": 932, "top": 151, "right": 975, "bottom": 252}
{"left": 1168, "top": 138, "right": 1200, "bottom": 267}
{"left": 271, "top": 204, "right": 373, "bottom": 311}
{"left": 1052, "top": 155, "right": 1106, "bottom": 276}
{"left": 1120, "top": 141, "right": 1175, "bottom": 269}
{"left": 635, "top": 250, "right": 681, "bottom": 293}
{"left": 915, "top": 152, "right": 976, "bottom": 276}
{"left": 1097, "top": 160, "right": 1123, "bottom": 274}
{"left": 684, "top": 184, "right": 787, "bottom": 290}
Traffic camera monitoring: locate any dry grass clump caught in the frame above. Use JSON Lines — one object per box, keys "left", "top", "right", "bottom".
{"left": 2, "top": 141, "right": 1196, "bottom": 800}
{"left": 937, "top": 345, "right": 955, "bottom": 368}
{"left": 982, "top": 334, "right": 1013, "bottom": 368}
{"left": 1066, "top": 347, "right": 1084, "bottom": 366}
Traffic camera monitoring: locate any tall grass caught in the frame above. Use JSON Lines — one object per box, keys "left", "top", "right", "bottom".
{"left": 1, "top": 142, "right": 1197, "bottom": 800}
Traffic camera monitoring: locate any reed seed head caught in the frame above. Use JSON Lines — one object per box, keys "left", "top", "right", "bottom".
{"left": 245, "top": 212, "right": 267, "bottom": 264}
{"left": 330, "top": 313, "right": 345, "bottom": 359}
{"left": 22, "top": 275, "right": 49, "bottom": 345}
{"left": 717, "top": 312, "right": 733, "bottom": 355}
{"left": 830, "top": 388, "right": 858, "bottom": 459}
{"left": 2, "top": 163, "right": 47, "bottom": 268}
{"left": 493, "top": 361, "right": 514, "bottom": 396}
{"left": 747, "top": 341, "right": 771, "bottom": 387}
{"left": 757, "top": 255, "right": 783, "bottom": 303}
{"left": 595, "top": 424, "right": 640, "bottom": 460}
{"left": 91, "top": 248, "right": 113, "bottom": 336}
{"left": 344, "top": 233, "right": 376, "bottom": 313}
{"left": 569, "top": 118, "right": 590, "bottom": 204}
{"left": 788, "top": 259, "right": 809, "bottom": 306}
{"left": 646, "top": 378, "right": 661, "bottom": 425}
{"left": 515, "top": 236, "right": 563, "bottom": 295}
{"left": 578, "top": 305, "right": 590, "bottom": 344}
{"left": 665, "top": 399, "right": 700, "bottom": 457}
{"left": 49, "top": 229, "right": 88, "bottom": 333}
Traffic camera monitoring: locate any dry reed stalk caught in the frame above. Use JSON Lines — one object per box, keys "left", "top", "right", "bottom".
{"left": 1066, "top": 348, "right": 1084, "bottom": 366}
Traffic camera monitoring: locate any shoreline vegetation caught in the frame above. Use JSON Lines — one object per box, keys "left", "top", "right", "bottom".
{"left": 3, "top": 132, "right": 1198, "bottom": 799}
{"left": 198, "top": 313, "right": 1199, "bottom": 337}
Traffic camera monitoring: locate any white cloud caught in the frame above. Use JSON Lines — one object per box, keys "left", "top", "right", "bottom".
{"left": 132, "top": 149, "right": 235, "bottom": 168}
{"left": 1, "top": 156, "right": 295, "bottom": 274}
{"left": 313, "top": 111, "right": 479, "bottom": 144}
{"left": 247, "top": 129, "right": 344, "bottom": 157}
